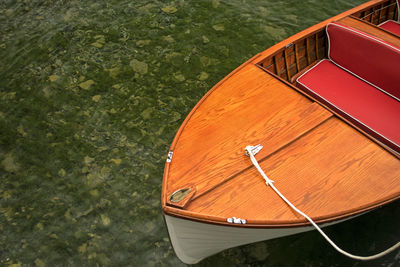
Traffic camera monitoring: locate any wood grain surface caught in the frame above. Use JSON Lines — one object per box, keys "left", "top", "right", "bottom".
{"left": 186, "top": 117, "right": 400, "bottom": 225}
{"left": 165, "top": 64, "right": 332, "bottom": 207}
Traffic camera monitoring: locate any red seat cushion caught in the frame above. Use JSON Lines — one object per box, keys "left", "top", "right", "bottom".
{"left": 327, "top": 23, "right": 400, "bottom": 100}
{"left": 297, "top": 60, "right": 400, "bottom": 153}
{"left": 379, "top": 20, "right": 400, "bottom": 36}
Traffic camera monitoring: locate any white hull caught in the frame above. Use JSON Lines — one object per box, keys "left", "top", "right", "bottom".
{"left": 164, "top": 214, "right": 355, "bottom": 264}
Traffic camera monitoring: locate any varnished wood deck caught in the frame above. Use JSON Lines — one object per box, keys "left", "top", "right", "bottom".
{"left": 162, "top": 0, "right": 400, "bottom": 228}
{"left": 166, "top": 64, "right": 331, "bottom": 204}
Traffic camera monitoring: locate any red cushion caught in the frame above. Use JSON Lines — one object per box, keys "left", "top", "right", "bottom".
{"left": 297, "top": 60, "right": 400, "bottom": 153}
{"left": 327, "top": 23, "right": 400, "bottom": 100}
{"left": 379, "top": 20, "right": 400, "bottom": 36}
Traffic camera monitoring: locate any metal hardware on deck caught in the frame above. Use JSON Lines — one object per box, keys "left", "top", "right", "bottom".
{"left": 226, "top": 217, "right": 246, "bottom": 224}
{"left": 245, "top": 144, "right": 263, "bottom": 157}
{"left": 166, "top": 151, "right": 173, "bottom": 162}
{"left": 170, "top": 188, "right": 191, "bottom": 202}
{"left": 285, "top": 43, "right": 294, "bottom": 48}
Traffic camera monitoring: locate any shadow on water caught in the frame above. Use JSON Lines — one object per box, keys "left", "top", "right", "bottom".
{"left": 0, "top": 0, "right": 398, "bottom": 265}
{"left": 198, "top": 199, "right": 400, "bottom": 266}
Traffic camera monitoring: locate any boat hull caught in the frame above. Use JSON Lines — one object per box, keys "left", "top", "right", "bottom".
{"left": 161, "top": 0, "right": 400, "bottom": 263}
{"left": 165, "top": 214, "right": 357, "bottom": 264}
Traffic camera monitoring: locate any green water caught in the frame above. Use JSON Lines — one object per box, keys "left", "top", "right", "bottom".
{"left": 0, "top": 0, "right": 399, "bottom": 266}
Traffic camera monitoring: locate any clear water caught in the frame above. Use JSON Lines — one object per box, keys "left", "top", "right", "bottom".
{"left": 0, "top": 0, "right": 399, "bottom": 266}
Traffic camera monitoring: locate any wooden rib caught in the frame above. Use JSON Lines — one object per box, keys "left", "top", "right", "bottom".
{"left": 378, "top": 3, "right": 383, "bottom": 23}
{"left": 273, "top": 55, "right": 279, "bottom": 76}
{"left": 375, "top": 4, "right": 381, "bottom": 22}
{"left": 373, "top": 5, "right": 380, "bottom": 24}
{"left": 283, "top": 49, "right": 290, "bottom": 80}
{"left": 385, "top": 1, "right": 391, "bottom": 20}
{"left": 315, "top": 33, "right": 319, "bottom": 59}
{"left": 294, "top": 43, "right": 301, "bottom": 72}
{"left": 372, "top": 7, "right": 377, "bottom": 24}
{"left": 369, "top": 8, "right": 374, "bottom": 22}
{"left": 306, "top": 38, "right": 311, "bottom": 65}
{"left": 384, "top": 1, "right": 391, "bottom": 20}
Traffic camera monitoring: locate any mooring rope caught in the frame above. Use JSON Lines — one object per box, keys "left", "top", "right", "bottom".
{"left": 245, "top": 144, "right": 400, "bottom": 261}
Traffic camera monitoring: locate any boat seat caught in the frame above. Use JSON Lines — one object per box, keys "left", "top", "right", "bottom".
{"left": 379, "top": 20, "right": 400, "bottom": 36}
{"left": 296, "top": 23, "right": 400, "bottom": 153}
{"left": 326, "top": 23, "right": 400, "bottom": 100}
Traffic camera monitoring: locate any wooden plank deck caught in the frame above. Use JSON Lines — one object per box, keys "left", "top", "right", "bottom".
{"left": 186, "top": 116, "right": 400, "bottom": 226}
{"left": 165, "top": 64, "right": 332, "bottom": 206}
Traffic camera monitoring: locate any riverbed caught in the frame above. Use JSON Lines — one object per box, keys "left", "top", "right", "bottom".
{"left": 0, "top": 0, "right": 399, "bottom": 265}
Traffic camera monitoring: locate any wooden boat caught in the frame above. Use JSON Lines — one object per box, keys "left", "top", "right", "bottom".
{"left": 161, "top": 0, "right": 400, "bottom": 264}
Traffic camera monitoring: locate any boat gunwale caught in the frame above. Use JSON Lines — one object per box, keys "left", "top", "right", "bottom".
{"left": 163, "top": 195, "right": 400, "bottom": 229}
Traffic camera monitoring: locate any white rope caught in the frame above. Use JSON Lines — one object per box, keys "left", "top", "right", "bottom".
{"left": 245, "top": 145, "right": 400, "bottom": 261}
